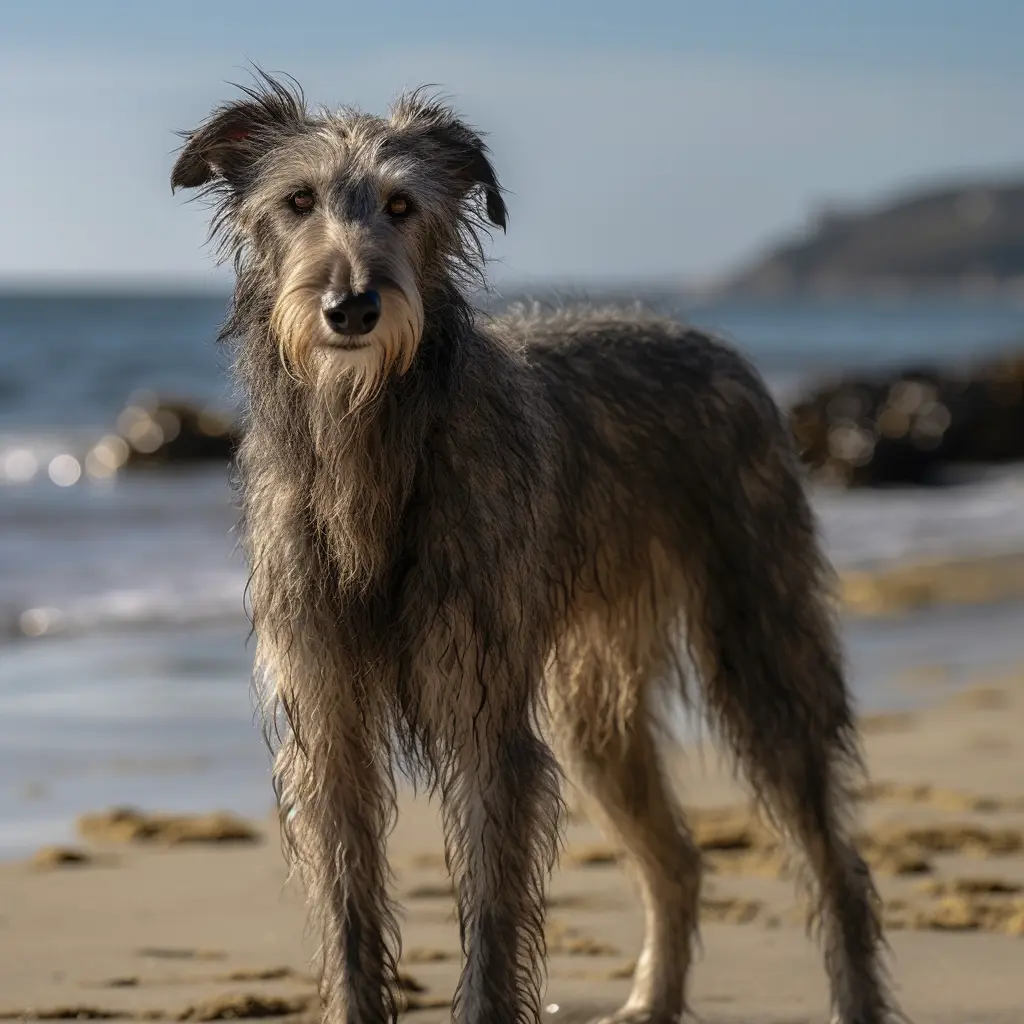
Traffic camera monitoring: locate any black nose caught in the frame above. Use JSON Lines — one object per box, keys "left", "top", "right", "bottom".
{"left": 323, "top": 291, "right": 381, "bottom": 336}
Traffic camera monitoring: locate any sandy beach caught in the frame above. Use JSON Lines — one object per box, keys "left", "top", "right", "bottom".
{"left": 3, "top": 2, "right": 1024, "bottom": 1017}
{"left": 3, "top": 648, "right": 1023, "bottom": 1024}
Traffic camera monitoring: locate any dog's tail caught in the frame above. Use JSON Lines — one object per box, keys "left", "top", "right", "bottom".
{"left": 681, "top": 436, "right": 861, "bottom": 808}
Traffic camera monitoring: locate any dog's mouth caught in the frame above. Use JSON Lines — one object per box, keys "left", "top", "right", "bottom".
{"left": 318, "top": 338, "right": 373, "bottom": 352}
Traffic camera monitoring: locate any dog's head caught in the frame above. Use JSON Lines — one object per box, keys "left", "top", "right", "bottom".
{"left": 172, "top": 72, "right": 506, "bottom": 398}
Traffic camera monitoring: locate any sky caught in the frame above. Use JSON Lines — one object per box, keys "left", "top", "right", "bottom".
{"left": 4, "top": 1, "right": 1024, "bottom": 287}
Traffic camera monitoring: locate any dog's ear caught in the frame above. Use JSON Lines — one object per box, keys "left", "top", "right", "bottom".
{"left": 430, "top": 121, "right": 508, "bottom": 231}
{"left": 171, "top": 74, "right": 305, "bottom": 192}
{"left": 395, "top": 93, "right": 508, "bottom": 231}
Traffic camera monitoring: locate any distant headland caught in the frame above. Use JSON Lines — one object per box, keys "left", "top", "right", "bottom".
{"left": 710, "top": 175, "right": 1024, "bottom": 299}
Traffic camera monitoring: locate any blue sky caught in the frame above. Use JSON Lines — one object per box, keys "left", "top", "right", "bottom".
{"left": 4, "top": 1, "right": 1024, "bottom": 286}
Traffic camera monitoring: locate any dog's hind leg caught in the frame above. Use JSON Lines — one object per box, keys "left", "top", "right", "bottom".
{"left": 681, "top": 433, "right": 896, "bottom": 1024}
{"left": 550, "top": 646, "right": 701, "bottom": 1024}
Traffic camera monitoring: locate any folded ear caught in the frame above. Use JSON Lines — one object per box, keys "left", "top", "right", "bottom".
{"left": 442, "top": 126, "right": 508, "bottom": 231}
{"left": 171, "top": 73, "right": 306, "bottom": 192}
{"left": 393, "top": 92, "right": 508, "bottom": 231}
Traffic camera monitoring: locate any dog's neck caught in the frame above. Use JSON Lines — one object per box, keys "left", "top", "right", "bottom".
{"left": 302, "top": 297, "right": 473, "bottom": 595}
{"left": 234, "top": 279, "right": 494, "bottom": 597}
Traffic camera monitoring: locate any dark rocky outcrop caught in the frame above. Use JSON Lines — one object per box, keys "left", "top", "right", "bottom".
{"left": 789, "top": 351, "right": 1024, "bottom": 487}
{"left": 109, "top": 394, "right": 238, "bottom": 469}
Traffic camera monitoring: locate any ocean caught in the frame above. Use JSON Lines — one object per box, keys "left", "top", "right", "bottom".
{"left": 3, "top": 289, "right": 1024, "bottom": 859}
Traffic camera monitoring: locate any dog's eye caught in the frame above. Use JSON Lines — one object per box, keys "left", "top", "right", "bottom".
{"left": 387, "top": 195, "right": 411, "bottom": 218}
{"left": 289, "top": 190, "right": 316, "bottom": 214}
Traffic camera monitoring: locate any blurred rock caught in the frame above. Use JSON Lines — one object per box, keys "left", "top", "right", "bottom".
{"left": 105, "top": 391, "right": 238, "bottom": 470}
{"left": 28, "top": 845, "right": 94, "bottom": 870}
{"left": 789, "top": 351, "right": 1024, "bottom": 486}
{"left": 77, "top": 807, "right": 261, "bottom": 846}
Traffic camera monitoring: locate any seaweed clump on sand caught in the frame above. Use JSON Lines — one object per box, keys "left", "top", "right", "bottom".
{"left": 76, "top": 808, "right": 261, "bottom": 846}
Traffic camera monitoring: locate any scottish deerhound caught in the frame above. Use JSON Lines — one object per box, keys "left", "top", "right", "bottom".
{"left": 172, "top": 74, "right": 896, "bottom": 1024}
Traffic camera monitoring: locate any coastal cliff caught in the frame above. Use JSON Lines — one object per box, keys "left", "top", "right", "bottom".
{"left": 720, "top": 177, "right": 1024, "bottom": 298}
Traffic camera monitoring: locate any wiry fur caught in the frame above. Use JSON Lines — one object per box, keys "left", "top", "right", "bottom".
{"left": 173, "top": 72, "right": 899, "bottom": 1024}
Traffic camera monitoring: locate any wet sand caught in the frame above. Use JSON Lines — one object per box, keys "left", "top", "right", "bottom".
{"left": 3, "top": 663, "right": 1024, "bottom": 1024}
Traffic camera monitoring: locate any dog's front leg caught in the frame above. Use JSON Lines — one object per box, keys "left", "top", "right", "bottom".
{"left": 273, "top": 685, "right": 400, "bottom": 1024}
{"left": 443, "top": 712, "right": 563, "bottom": 1024}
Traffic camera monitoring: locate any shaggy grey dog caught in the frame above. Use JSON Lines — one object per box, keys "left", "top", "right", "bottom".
{"left": 172, "top": 73, "right": 896, "bottom": 1024}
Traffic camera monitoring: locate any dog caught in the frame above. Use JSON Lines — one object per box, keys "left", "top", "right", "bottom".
{"left": 172, "top": 72, "right": 896, "bottom": 1024}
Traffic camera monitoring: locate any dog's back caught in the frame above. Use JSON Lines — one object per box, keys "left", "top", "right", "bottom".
{"left": 509, "top": 306, "right": 792, "bottom": 498}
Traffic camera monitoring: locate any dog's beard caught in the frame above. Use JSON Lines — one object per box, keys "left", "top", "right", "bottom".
{"left": 271, "top": 265, "right": 424, "bottom": 407}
